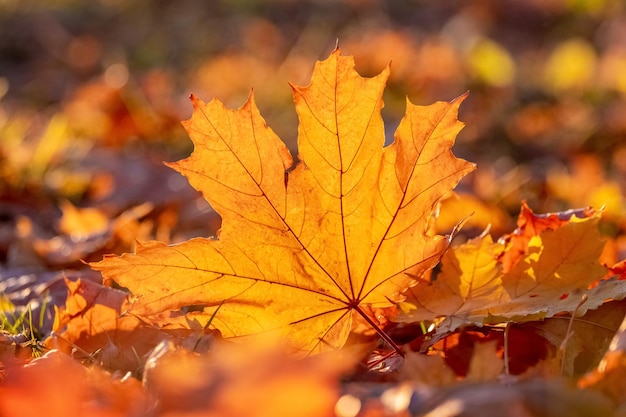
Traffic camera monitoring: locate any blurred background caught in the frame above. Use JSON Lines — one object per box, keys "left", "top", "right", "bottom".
{"left": 1, "top": 0, "right": 626, "bottom": 269}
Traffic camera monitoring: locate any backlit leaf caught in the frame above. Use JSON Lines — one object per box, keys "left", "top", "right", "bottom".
{"left": 91, "top": 49, "right": 475, "bottom": 355}
{"left": 398, "top": 205, "right": 626, "bottom": 332}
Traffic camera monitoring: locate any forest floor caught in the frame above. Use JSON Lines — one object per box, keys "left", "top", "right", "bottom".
{"left": 2, "top": 1, "right": 626, "bottom": 416}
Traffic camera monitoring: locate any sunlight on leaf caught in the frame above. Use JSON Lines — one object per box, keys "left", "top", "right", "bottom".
{"left": 91, "top": 49, "right": 475, "bottom": 355}
{"left": 397, "top": 205, "right": 626, "bottom": 332}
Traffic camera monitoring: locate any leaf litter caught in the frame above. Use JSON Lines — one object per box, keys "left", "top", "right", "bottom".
{"left": 1, "top": 49, "right": 626, "bottom": 416}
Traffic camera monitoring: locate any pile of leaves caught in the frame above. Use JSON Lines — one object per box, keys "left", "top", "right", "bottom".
{"left": 2, "top": 49, "right": 626, "bottom": 416}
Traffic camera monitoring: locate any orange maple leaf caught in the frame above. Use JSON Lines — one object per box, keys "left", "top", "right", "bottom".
{"left": 91, "top": 49, "right": 475, "bottom": 355}
{"left": 48, "top": 278, "right": 217, "bottom": 372}
{"left": 498, "top": 200, "right": 596, "bottom": 273}
{"left": 398, "top": 205, "right": 626, "bottom": 333}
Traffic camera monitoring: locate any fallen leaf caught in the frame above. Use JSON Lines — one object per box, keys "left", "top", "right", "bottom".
{"left": 547, "top": 153, "right": 624, "bottom": 220}
{"left": 466, "top": 339, "right": 504, "bottom": 382}
{"left": 91, "top": 48, "right": 475, "bottom": 355}
{"left": 0, "top": 350, "right": 149, "bottom": 417}
{"left": 344, "top": 372, "right": 614, "bottom": 417}
{"left": 606, "top": 257, "right": 626, "bottom": 280}
{"left": 15, "top": 202, "right": 153, "bottom": 267}
{"left": 399, "top": 350, "right": 457, "bottom": 386}
{"left": 579, "top": 307, "right": 626, "bottom": 405}
{"left": 526, "top": 299, "right": 626, "bottom": 376}
{"left": 143, "top": 339, "right": 351, "bottom": 417}
{"left": 0, "top": 268, "right": 102, "bottom": 337}
{"left": 426, "top": 326, "right": 556, "bottom": 377}
{"left": 416, "top": 380, "right": 614, "bottom": 417}
{"left": 57, "top": 199, "right": 109, "bottom": 239}
{"left": 48, "top": 278, "right": 217, "bottom": 372}
{"left": 0, "top": 331, "right": 37, "bottom": 365}
{"left": 397, "top": 205, "right": 625, "bottom": 333}
{"left": 498, "top": 200, "right": 596, "bottom": 273}
{"left": 435, "top": 192, "right": 513, "bottom": 237}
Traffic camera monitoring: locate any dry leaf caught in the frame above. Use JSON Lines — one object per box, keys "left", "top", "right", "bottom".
{"left": 143, "top": 339, "right": 351, "bottom": 417}
{"left": 498, "top": 201, "right": 596, "bottom": 273}
{"left": 48, "top": 278, "right": 217, "bottom": 372}
{"left": 526, "top": 299, "right": 626, "bottom": 376}
{"left": 91, "top": 48, "right": 475, "bottom": 355}
{"left": 579, "top": 309, "right": 626, "bottom": 406}
{"left": 0, "top": 350, "right": 149, "bottom": 417}
{"left": 48, "top": 278, "right": 146, "bottom": 371}
{"left": 421, "top": 327, "right": 556, "bottom": 377}
{"left": 435, "top": 192, "right": 513, "bottom": 237}
{"left": 400, "top": 350, "right": 457, "bottom": 386}
{"left": 466, "top": 339, "right": 504, "bottom": 382}
{"left": 397, "top": 205, "right": 625, "bottom": 333}
{"left": 20, "top": 202, "right": 153, "bottom": 267}
{"left": 57, "top": 199, "right": 109, "bottom": 238}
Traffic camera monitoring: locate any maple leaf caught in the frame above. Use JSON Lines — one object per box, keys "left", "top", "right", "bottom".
{"left": 579, "top": 309, "right": 626, "bottom": 404}
{"left": 498, "top": 201, "right": 596, "bottom": 273}
{"left": 48, "top": 278, "right": 217, "bottom": 372}
{"left": 91, "top": 49, "right": 474, "bottom": 355}
{"left": 397, "top": 205, "right": 626, "bottom": 333}
{"left": 530, "top": 299, "right": 626, "bottom": 376}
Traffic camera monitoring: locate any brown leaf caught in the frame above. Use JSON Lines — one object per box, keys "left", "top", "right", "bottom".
{"left": 466, "top": 339, "right": 504, "bottom": 382}
{"left": 579, "top": 305, "right": 626, "bottom": 406}
{"left": 526, "top": 299, "right": 626, "bottom": 376}
{"left": 399, "top": 350, "right": 457, "bottom": 386}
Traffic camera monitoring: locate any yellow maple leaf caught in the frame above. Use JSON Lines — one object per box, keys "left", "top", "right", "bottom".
{"left": 91, "top": 49, "right": 475, "bottom": 355}
{"left": 398, "top": 206, "right": 625, "bottom": 333}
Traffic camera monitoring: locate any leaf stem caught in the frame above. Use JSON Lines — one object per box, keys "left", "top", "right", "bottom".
{"left": 560, "top": 294, "right": 588, "bottom": 376}
{"left": 504, "top": 322, "right": 510, "bottom": 377}
{"left": 354, "top": 305, "right": 405, "bottom": 357}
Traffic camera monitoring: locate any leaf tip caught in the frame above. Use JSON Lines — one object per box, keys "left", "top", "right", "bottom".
{"left": 455, "top": 90, "right": 470, "bottom": 102}
{"left": 245, "top": 88, "right": 256, "bottom": 108}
